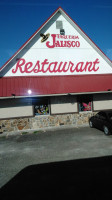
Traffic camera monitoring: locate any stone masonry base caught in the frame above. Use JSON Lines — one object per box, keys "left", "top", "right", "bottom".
{"left": 0, "top": 112, "right": 96, "bottom": 133}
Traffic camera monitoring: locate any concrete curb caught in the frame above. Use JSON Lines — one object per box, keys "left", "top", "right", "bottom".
{"left": 0, "top": 124, "right": 89, "bottom": 138}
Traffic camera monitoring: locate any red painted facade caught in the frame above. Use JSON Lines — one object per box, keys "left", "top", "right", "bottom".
{"left": 0, "top": 74, "right": 112, "bottom": 97}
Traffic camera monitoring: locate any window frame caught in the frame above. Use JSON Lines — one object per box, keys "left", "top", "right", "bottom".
{"left": 78, "top": 95, "right": 93, "bottom": 113}
{"left": 32, "top": 97, "right": 50, "bottom": 116}
{"left": 98, "top": 112, "right": 107, "bottom": 120}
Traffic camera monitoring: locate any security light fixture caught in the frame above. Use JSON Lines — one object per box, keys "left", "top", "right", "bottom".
{"left": 11, "top": 94, "right": 15, "bottom": 98}
{"left": 60, "top": 29, "right": 65, "bottom": 35}
{"left": 28, "top": 90, "right": 32, "bottom": 95}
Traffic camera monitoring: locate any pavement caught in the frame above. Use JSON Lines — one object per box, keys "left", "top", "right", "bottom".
{"left": 0, "top": 126, "right": 112, "bottom": 189}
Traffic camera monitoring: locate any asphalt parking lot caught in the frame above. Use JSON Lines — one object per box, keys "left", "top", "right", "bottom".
{"left": 0, "top": 126, "right": 112, "bottom": 189}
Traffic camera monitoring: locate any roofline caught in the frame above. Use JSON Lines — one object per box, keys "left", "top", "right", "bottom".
{"left": 0, "top": 90, "right": 112, "bottom": 99}
{"left": 60, "top": 7, "right": 112, "bottom": 65}
{"left": 0, "top": 6, "right": 112, "bottom": 72}
{"left": 0, "top": 7, "right": 62, "bottom": 72}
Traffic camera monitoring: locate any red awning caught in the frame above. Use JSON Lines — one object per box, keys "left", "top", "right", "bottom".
{"left": 0, "top": 75, "right": 112, "bottom": 97}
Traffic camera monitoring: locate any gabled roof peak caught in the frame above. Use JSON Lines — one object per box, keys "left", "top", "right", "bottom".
{"left": 0, "top": 7, "right": 112, "bottom": 75}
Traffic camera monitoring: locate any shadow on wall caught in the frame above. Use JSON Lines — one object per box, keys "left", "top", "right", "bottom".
{"left": 1, "top": 156, "right": 112, "bottom": 199}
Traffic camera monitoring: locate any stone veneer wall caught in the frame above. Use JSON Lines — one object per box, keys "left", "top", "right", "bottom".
{"left": 0, "top": 112, "right": 96, "bottom": 133}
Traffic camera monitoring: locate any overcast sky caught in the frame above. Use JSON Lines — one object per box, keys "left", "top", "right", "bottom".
{"left": 0, "top": 0, "right": 112, "bottom": 67}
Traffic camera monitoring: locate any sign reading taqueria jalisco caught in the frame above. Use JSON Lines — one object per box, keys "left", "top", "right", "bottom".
{"left": 45, "top": 34, "right": 80, "bottom": 48}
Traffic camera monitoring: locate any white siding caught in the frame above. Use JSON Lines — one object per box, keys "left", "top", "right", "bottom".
{"left": 93, "top": 94, "right": 112, "bottom": 111}
{"left": 51, "top": 96, "right": 77, "bottom": 114}
{"left": 0, "top": 106, "right": 33, "bottom": 119}
{"left": 0, "top": 98, "right": 33, "bottom": 119}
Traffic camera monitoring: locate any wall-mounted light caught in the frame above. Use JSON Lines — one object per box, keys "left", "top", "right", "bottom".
{"left": 28, "top": 90, "right": 32, "bottom": 95}
{"left": 11, "top": 93, "right": 15, "bottom": 98}
{"left": 60, "top": 29, "right": 65, "bottom": 35}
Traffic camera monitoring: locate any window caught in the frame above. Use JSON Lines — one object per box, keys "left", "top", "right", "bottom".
{"left": 32, "top": 98, "right": 49, "bottom": 116}
{"left": 78, "top": 95, "right": 92, "bottom": 112}
{"left": 98, "top": 112, "right": 107, "bottom": 120}
{"left": 56, "top": 21, "right": 63, "bottom": 29}
{"left": 108, "top": 112, "right": 112, "bottom": 120}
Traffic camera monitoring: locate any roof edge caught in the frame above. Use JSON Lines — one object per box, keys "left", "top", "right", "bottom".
{"left": 0, "top": 6, "right": 112, "bottom": 73}
{"left": 0, "top": 7, "right": 62, "bottom": 72}
{"left": 0, "top": 90, "right": 112, "bottom": 99}
{"left": 59, "top": 7, "right": 112, "bottom": 65}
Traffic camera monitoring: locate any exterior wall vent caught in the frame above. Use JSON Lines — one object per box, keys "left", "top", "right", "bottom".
{"left": 56, "top": 21, "right": 63, "bottom": 29}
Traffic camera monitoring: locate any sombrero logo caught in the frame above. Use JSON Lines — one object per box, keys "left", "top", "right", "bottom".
{"left": 40, "top": 33, "right": 80, "bottom": 49}
{"left": 40, "top": 33, "right": 50, "bottom": 43}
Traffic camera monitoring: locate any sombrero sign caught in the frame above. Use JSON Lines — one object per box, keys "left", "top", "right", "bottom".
{"left": 40, "top": 33, "right": 50, "bottom": 43}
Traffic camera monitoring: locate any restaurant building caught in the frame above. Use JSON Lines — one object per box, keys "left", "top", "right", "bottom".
{"left": 0, "top": 7, "right": 112, "bottom": 133}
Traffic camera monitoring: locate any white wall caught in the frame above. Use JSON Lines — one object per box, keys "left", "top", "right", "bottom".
{"left": 93, "top": 94, "right": 112, "bottom": 111}
{"left": 0, "top": 106, "right": 33, "bottom": 119}
{"left": 0, "top": 98, "right": 33, "bottom": 119}
{"left": 50, "top": 96, "right": 77, "bottom": 114}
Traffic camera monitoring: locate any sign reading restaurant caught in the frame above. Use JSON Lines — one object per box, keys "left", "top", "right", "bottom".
{"left": 2, "top": 7, "right": 112, "bottom": 77}
{"left": 12, "top": 58, "right": 100, "bottom": 74}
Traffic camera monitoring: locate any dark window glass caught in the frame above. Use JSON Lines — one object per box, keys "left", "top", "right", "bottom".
{"left": 32, "top": 98, "right": 49, "bottom": 116}
{"left": 108, "top": 112, "right": 112, "bottom": 120}
{"left": 78, "top": 95, "right": 92, "bottom": 112}
{"left": 99, "top": 112, "right": 107, "bottom": 120}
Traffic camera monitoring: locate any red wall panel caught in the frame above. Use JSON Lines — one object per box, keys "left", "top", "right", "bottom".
{"left": 0, "top": 75, "right": 112, "bottom": 97}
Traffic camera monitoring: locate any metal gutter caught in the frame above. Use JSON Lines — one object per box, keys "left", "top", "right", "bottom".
{"left": 0, "top": 90, "right": 112, "bottom": 99}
